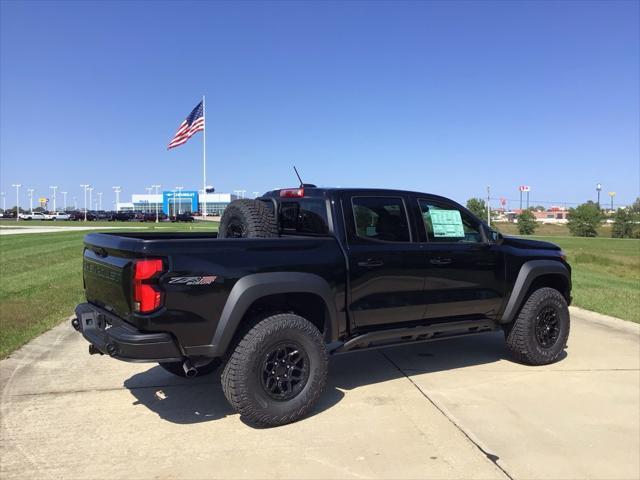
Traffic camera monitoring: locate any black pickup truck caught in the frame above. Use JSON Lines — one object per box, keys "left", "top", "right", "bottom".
{"left": 73, "top": 187, "right": 571, "bottom": 427}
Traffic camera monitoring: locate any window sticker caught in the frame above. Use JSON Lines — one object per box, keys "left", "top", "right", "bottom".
{"left": 427, "top": 209, "right": 464, "bottom": 237}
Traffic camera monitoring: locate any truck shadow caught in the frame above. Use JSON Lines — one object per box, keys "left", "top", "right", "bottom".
{"left": 123, "top": 331, "right": 567, "bottom": 425}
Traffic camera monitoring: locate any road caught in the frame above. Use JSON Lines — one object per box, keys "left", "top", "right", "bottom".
{"left": 1, "top": 307, "right": 638, "bottom": 479}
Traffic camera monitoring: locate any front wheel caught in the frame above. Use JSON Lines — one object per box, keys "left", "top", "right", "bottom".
{"left": 221, "top": 313, "right": 328, "bottom": 427}
{"left": 505, "top": 287, "right": 570, "bottom": 365}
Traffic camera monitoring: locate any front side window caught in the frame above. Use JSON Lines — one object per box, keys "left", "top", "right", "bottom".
{"left": 352, "top": 197, "right": 411, "bottom": 243}
{"left": 418, "top": 199, "right": 483, "bottom": 243}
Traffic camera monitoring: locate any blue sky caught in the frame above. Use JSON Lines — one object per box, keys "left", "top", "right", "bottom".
{"left": 1, "top": 0, "right": 638, "bottom": 210}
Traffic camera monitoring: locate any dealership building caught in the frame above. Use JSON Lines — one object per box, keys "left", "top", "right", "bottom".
{"left": 116, "top": 191, "right": 239, "bottom": 216}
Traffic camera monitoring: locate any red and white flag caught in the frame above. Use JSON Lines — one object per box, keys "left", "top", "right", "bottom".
{"left": 167, "top": 101, "right": 204, "bottom": 149}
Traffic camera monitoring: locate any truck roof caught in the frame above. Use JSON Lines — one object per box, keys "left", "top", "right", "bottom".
{"left": 263, "top": 187, "right": 464, "bottom": 207}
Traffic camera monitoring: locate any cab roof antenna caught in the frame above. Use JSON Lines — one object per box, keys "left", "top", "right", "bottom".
{"left": 293, "top": 166, "right": 304, "bottom": 188}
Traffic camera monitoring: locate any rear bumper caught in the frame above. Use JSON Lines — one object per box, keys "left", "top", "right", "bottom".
{"left": 73, "top": 303, "right": 183, "bottom": 363}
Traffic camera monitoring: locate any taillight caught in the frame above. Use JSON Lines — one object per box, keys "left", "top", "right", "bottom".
{"left": 279, "top": 188, "right": 304, "bottom": 198}
{"left": 133, "top": 259, "right": 164, "bottom": 313}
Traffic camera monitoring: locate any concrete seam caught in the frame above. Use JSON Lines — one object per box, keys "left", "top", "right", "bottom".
{"left": 379, "top": 349, "right": 515, "bottom": 480}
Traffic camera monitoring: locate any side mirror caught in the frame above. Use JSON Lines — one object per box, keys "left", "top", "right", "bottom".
{"left": 491, "top": 230, "right": 504, "bottom": 245}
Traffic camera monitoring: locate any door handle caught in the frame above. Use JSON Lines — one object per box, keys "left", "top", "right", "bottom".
{"left": 357, "top": 259, "right": 384, "bottom": 268}
{"left": 430, "top": 257, "right": 452, "bottom": 266}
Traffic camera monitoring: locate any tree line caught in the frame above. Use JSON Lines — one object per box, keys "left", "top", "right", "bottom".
{"left": 465, "top": 197, "right": 640, "bottom": 238}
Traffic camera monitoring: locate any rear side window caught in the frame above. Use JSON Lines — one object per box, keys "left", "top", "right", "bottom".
{"left": 352, "top": 197, "right": 411, "bottom": 243}
{"left": 279, "top": 198, "right": 329, "bottom": 235}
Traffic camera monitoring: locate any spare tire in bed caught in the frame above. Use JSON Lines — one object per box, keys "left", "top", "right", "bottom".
{"left": 218, "top": 199, "right": 277, "bottom": 238}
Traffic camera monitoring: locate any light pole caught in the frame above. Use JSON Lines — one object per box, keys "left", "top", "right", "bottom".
{"left": 11, "top": 184, "right": 22, "bottom": 221}
{"left": 61, "top": 191, "right": 68, "bottom": 212}
{"left": 27, "top": 188, "right": 34, "bottom": 213}
{"left": 112, "top": 186, "right": 121, "bottom": 212}
{"left": 1, "top": 192, "right": 5, "bottom": 212}
{"left": 80, "top": 184, "right": 90, "bottom": 221}
{"left": 152, "top": 184, "right": 161, "bottom": 223}
{"left": 486, "top": 185, "right": 491, "bottom": 227}
{"left": 73, "top": 196, "right": 77, "bottom": 210}
{"left": 97, "top": 192, "right": 103, "bottom": 211}
{"left": 175, "top": 186, "right": 184, "bottom": 214}
{"left": 49, "top": 185, "right": 58, "bottom": 212}
{"left": 88, "top": 187, "right": 94, "bottom": 214}
{"left": 596, "top": 183, "right": 602, "bottom": 209}
{"left": 608, "top": 192, "right": 616, "bottom": 212}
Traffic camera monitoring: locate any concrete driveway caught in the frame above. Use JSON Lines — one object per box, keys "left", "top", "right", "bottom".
{"left": 1, "top": 307, "right": 638, "bottom": 479}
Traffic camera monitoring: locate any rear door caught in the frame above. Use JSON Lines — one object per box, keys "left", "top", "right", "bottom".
{"left": 416, "top": 197, "right": 505, "bottom": 320}
{"left": 344, "top": 193, "right": 426, "bottom": 329}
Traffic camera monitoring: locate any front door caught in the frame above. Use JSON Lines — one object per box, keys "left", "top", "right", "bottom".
{"left": 416, "top": 198, "right": 505, "bottom": 320}
{"left": 345, "top": 195, "right": 426, "bottom": 329}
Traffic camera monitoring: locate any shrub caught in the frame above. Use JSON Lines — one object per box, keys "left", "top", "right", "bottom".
{"left": 517, "top": 210, "right": 537, "bottom": 235}
{"left": 567, "top": 201, "right": 603, "bottom": 237}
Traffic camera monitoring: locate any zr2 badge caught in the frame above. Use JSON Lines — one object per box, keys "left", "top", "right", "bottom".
{"left": 168, "top": 276, "right": 218, "bottom": 286}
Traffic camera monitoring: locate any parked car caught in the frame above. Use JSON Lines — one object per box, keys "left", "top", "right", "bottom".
{"left": 44, "top": 211, "right": 71, "bottom": 221}
{"left": 73, "top": 187, "right": 572, "bottom": 427}
{"left": 69, "top": 211, "right": 97, "bottom": 221}
{"left": 110, "top": 211, "right": 133, "bottom": 222}
{"left": 171, "top": 212, "right": 195, "bottom": 222}
{"left": 19, "top": 212, "right": 46, "bottom": 220}
{"left": 94, "top": 211, "right": 113, "bottom": 221}
{"left": 143, "top": 212, "right": 168, "bottom": 222}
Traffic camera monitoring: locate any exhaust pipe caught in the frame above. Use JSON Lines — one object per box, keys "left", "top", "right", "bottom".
{"left": 182, "top": 359, "right": 198, "bottom": 378}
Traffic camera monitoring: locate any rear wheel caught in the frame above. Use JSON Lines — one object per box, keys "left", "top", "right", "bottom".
{"left": 218, "top": 199, "right": 277, "bottom": 239}
{"left": 221, "top": 313, "right": 328, "bottom": 427}
{"left": 159, "top": 358, "right": 221, "bottom": 377}
{"left": 505, "top": 287, "right": 570, "bottom": 365}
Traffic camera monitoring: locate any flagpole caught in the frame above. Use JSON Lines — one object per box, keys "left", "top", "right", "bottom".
{"left": 202, "top": 95, "right": 207, "bottom": 219}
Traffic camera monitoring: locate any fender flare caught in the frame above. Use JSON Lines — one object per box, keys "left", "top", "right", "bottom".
{"left": 209, "top": 272, "right": 338, "bottom": 356}
{"left": 500, "top": 260, "right": 571, "bottom": 324}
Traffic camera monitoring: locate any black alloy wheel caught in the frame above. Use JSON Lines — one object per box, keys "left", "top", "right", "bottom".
{"left": 535, "top": 306, "right": 560, "bottom": 348}
{"left": 260, "top": 341, "right": 310, "bottom": 401}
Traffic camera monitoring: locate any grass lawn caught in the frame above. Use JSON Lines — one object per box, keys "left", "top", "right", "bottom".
{"left": 1, "top": 219, "right": 638, "bottom": 358}
{"left": 0, "top": 221, "right": 218, "bottom": 358}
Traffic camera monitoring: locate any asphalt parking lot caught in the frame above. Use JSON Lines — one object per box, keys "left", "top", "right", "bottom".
{"left": 1, "top": 307, "right": 638, "bottom": 480}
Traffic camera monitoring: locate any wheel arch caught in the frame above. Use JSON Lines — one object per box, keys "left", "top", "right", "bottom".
{"left": 211, "top": 272, "right": 339, "bottom": 356}
{"left": 500, "top": 260, "right": 571, "bottom": 325}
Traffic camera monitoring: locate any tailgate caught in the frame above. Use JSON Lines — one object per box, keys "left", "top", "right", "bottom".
{"left": 83, "top": 245, "right": 134, "bottom": 319}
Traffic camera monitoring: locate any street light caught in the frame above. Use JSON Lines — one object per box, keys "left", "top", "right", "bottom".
{"left": 175, "top": 186, "right": 184, "bottom": 214}
{"left": 112, "top": 186, "right": 121, "bottom": 212}
{"left": 596, "top": 183, "right": 602, "bottom": 209}
{"left": 152, "top": 184, "right": 162, "bottom": 223}
{"left": 27, "top": 188, "right": 34, "bottom": 214}
{"left": 80, "top": 184, "right": 90, "bottom": 221}
{"left": 1, "top": 192, "right": 5, "bottom": 212}
{"left": 88, "top": 187, "right": 94, "bottom": 214}
{"left": 608, "top": 192, "right": 616, "bottom": 212}
{"left": 73, "top": 196, "right": 77, "bottom": 210}
{"left": 11, "top": 184, "right": 22, "bottom": 222}
{"left": 49, "top": 185, "right": 58, "bottom": 212}
{"left": 61, "top": 191, "right": 68, "bottom": 212}
{"left": 97, "top": 192, "right": 103, "bottom": 211}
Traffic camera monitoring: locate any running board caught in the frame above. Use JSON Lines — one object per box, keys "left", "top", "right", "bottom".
{"left": 331, "top": 319, "right": 498, "bottom": 354}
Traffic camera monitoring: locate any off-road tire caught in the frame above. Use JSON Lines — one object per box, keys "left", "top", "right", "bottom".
{"left": 221, "top": 313, "right": 328, "bottom": 427}
{"left": 218, "top": 199, "right": 277, "bottom": 239}
{"left": 159, "top": 358, "right": 221, "bottom": 377}
{"left": 505, "top": 287, "right": 570, "bottom": 365}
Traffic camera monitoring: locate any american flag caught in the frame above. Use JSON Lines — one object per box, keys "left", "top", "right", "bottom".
{"left": 167, "top": 101, "right": 205, "bottom": 149}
